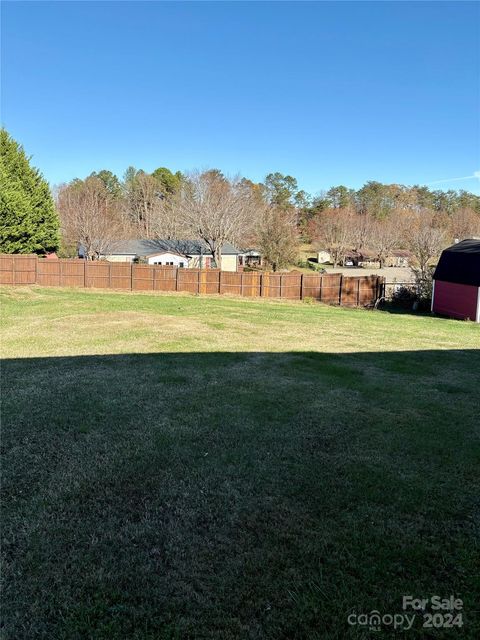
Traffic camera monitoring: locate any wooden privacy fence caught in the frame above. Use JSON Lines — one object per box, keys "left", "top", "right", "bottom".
{"left": 0, "top": 255, "right": 384, "bottom": 307}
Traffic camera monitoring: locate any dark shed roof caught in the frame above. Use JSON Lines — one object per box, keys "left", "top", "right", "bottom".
{"left": 433, "top": 239, "right": 480, "bottom": 287}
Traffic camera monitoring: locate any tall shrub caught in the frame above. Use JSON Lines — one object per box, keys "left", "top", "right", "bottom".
{"left": 0, "top": 129, "right": 59, "bottom": 253}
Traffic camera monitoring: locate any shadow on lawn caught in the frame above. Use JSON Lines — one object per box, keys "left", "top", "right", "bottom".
{"left": 2, "top": 349, "right": 480, "bottom": 639}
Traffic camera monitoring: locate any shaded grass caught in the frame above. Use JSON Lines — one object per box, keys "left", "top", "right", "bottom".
{"left": 1, "top": 287, "right": 480, "bottom": 638}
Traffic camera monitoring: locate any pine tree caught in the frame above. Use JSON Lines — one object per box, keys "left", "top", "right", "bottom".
{"left": 0, "top": 129, "right": 59, "bottom": 253}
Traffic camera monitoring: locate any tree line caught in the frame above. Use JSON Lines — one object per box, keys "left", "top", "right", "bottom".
{"left": 2, "top": 129, "right": 480, "bottom": 273}
{"left": 53, "top": 163, "right": 480, "bottom": 274}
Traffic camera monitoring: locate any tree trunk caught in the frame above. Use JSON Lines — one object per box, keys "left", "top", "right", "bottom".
{"left": 213, "top": 246, "right": 222, "bottom": 270}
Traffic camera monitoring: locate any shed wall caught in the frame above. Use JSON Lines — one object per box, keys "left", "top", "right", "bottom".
{"left": 432, "top": 280, "right": 479, "bottom": 321}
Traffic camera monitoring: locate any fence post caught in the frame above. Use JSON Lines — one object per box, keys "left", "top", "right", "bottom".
{"left": 357, "top": 278, "right": 361, "bottom": 306}
{"left": 83, "top": 259, "right": 86, "bottom": 288}
{"left": 339, "top": 275, "right": 343, "bottom": 305}
{"left": 378, "top": 276, "right": 385, "bottom": 303}
{"left": 219, "top": 270, "right": 222, "bottom": 294}
{"left": 300, "top": 273, "right": 304, "bottom": 300}
{"left": 240, "top": 272, "right": 244, "bottom": 296}
{"left": 175, "top": 266, "right": 179, "bottom": 292}
{"left": 279, "top": 274, "right": 283, "bottom": 298}
{"left": 197, "top": 270, "right": 200, "bottom": 294}
{"left": 152, "top": 265, "right": 156, "bottom": 291}
{"left": 130, "top": 263, "right": 133, "bottom": 291}
{"left": 12, "top": 256, "right": 15, "bottom": 285}
{"left": 319, "top": 276, "right": 323, "bottom": 302}
{"left": 109, "top": 262, "right": 112, "bottom": 289}
{"left": 35, "top": 255, "right": 38, "bottom": 284}
{"left": 259, "top": 273, "right": 263, "bottom": 297}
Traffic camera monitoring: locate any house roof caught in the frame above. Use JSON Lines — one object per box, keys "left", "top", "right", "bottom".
{"left": 358, "top": 249, "right": 377, "bottom": 259}
{"left": 241, "top": 248, "right": 261, "bottom": 257}
{"left": 343, "top": 249, "right": 411, "bottom": 260}
{"left": 93, "top": 239, "right": 241, "bottom": 257}
{"left": 344, "top": 249, "right": 377, "bottom": 259}
{"left": 390, "top": 249, "right": 412, "bottom": 258}
{"left": 433, "top": 239, "right": 480, "bottom": 287}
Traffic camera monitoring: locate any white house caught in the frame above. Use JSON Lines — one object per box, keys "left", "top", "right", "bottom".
{"left": 146, "top": 251, "right": 188, "bottom": 267}
{"left": 79, "top": 239, "right": 243, "bottom": 272}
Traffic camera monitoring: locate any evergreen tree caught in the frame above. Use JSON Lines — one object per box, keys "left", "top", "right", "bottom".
{"left": 151, "top": 167, "right": 183, "bottom": 196}
{"left": 0, "top": 129, "right": 59, "bottom": 253}
{"left": 89, "top": 169, "right": 121, "bottom": 198}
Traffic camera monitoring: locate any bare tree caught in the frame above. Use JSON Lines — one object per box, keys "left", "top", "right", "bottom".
{"left": 402, "top": 209, "right": 446, "bottom": 299}
{"left": 370, "top": 217, "right": 400, "bottom": 268}
{"left": 57, "top": 177, "right": 122, "bottom": 259}
{"left": 312, "top": 208, "right": 354, "bottom": 267}
{"left": 403, "top": 210, "right": 446, "bottom": 274}
{"left": 163, "top": 170, "right": 258, "bottom": 269}
{"left": 122, "top": 171, "right": 163, "bottom": 238}
{"left": 256, "top": 206, "right": 298, "bottom": 271}
{"left": 150, "top": 190, "right": 187, "bottom": 241}
{"left": 349, "top": 212, "right": 373, "bottom": 252}
{"left": 449, "top": 208, "right": 480, "bottom": 242}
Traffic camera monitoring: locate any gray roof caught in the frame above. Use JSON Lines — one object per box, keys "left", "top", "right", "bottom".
{"left": 96, "top": 239, "right": 241, "bottom": 257}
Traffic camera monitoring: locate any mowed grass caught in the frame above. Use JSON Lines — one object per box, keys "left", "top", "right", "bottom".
{"left": 1, "top": 286, "right": 479, "bottom": 639}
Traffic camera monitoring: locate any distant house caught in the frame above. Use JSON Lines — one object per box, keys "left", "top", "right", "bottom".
{"left": 241, "top": 249, "right": 262, "bottom": 268}
{"left": 342, "top": 250, "right": 379, "bottom": 268}
{"left": 356, "top": 250, "right": 380, "bottom": 268}
{"left": 320, "top": 248, "right": 412, "bottom": 269}
{"left": 357, "top": 250, "right": 412, "bottom": 269}
{"left": 385, "top": 250, "right": 412, "bottom": 268}
{"left": 79, "top": 239, "right": 242, "bottom": 272}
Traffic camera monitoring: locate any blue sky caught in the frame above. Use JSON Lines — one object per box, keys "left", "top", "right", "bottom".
{"left": 2, "top": 1, "right": 479, "bottom": 195}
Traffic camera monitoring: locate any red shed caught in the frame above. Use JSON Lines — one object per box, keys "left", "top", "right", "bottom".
{"left": 432, "top": 239, "right": 480, "bottom": 322}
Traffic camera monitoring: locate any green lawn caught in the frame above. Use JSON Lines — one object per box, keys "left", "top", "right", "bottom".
{"left": 1, "top": 286, "right": 479, "bottom": 639}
